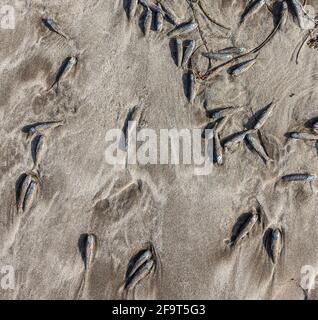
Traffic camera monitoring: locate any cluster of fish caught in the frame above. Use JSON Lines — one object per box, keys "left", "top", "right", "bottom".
{"left": 202, "top": 103, "right": 275, "bottom": 165}
{"left": 16, "top": 121, "right": 63, "bottom": 214}
{"left": 228, "top": 207, "right": 283, "bottom": 264}
{"left": 127, "top": 0, "right": 180, "bottom": 35}
{"left": 123, "top": 242, "right": 157, "bottom": 297}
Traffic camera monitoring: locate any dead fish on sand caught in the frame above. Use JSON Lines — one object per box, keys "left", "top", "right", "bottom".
{"left": 223, "top": 130, "right": 251, "bottom": 149}
{"left": 281, "top": 174, "right": 315, "bottom": 182}
{"left": 228, "top": 211, "right": 259, "bottom": 247}
{"left": 253, "top": 102, "right": 275, "bottom": 130}
{"left": 126, "top": 248, "right": 153, "bottom": 281}
{"left": 228, "top": 56, "right": 257, "bottom": 76}
{"left": 143, "top": 8, "right": 152, "bottom": 36}
{"left": 42, "top": 18, "right": 67, "bottom": 39}
{"left": 32, "top": 135, "right": 47, "bottom": 170}
{"left": 266, "top": 228, "right": 283, "bottom": 263}
{"left": 218, "top": 47, "right": 246, "bottom": 55}
{"left": 83, "top": 234, "right": 97, "bottom": 270}
{"left": 245, "top": 133, "right": 272, "bottom": 163}
{"left": 182, "top": 40, "right": 195, "bottom": 67}
{"left": 290, "top": 0, "right": 307, "bottom": 29}
{"left": 214, "top": 133, "right": 223, "bottom": 165}
{"left": 207, "top": 106, "right": 244, "bottom": 120}
{"left": 203, "top": 52, "right": 234, "bottom": 61}
{"left": 240, "top": 0, "right": 266, "bottom": 24}
{"left": 27, "top": 120, "right": 64, "bottom": 137}
{"left": 17, "top": 172, "right": 40, "bottom": 212}
{"left": 176, "top": 38, "right": 183, "bottom": 67}
{"left": 289, "top": 132, "right": 318, "bottom": 140}
{"left": 167, "top": 21, "right": 198, "bottom": 38}
{"left": 48, "top": 56, "right": 77, "bottom": 93}
{"left": 160, "top": 3, "right": 179, "bottom": 25}
{"left": 23, "top": 179, "right": 40, "bottom": 213}
{"left": 155, "top": 3, "right": 164, "bottom": 31}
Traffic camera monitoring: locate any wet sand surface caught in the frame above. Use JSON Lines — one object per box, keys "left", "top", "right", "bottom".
{"left": 1, "top": 0, "right": 318, "bottom": 299}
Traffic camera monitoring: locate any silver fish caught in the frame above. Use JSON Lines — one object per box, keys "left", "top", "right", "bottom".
{"left": 85, "top": 234, "right": 97, "bottom": 270}
{"left": 269, "top": 228, "right": 283, "bottom": 263}
{"left": 245, "top": 133, "right": 271, "bottom": 163}
{"left": 223, "top": 130, "right": 250, "bottom": 149}
{"left": 49, "top": 56, "right": 77, "bottom": 92}
{"left": 203, "top": 52, "right": 234, "bottom": 61}
{"left": 155, "top": 3, "right": 164, "bottom": 32}
{"left": 160, "top": 3, "right": 179, "bottom": 25}
{"left": 253, "top": 103, "right": 275, "bottom": 130}
{"left": 240, "top": 0, "right": 266, "bottom": 24}
{"left": 208, "top": 106, "right": 244, "bottom": 120}
{"left": 124, "top": 259, "right": 154, "bottom": 290}
{"left": 129, "top": 0, "right": 139, "bottom": 20}
{"left": 28, "top": 120, "right": 64, "bottom": 136}
{"left": 17, "top": 172, "right": 39, "bottom": 212}
{"left": 281, "top": 174, "right": 315, "bottom": 182}
{"left": 176, "top": 38, "right": 183, "bottom": 67}
{"left": 290, "top": 0, "right": 306, "bottom": 29}
{"left": 217, "top": 47, "right": 246, "bottom": 55}
{"left": 23, "top": 180, "right": 39, "bottom": 213}
{"left": 229, "top": 58, "right": 257, "bottom": 76}
{"left": 42, "top": 18, "right": 67, "bottom": 39}
{"left": 126, "top": 249, "right": 152, "bottom": 281}
{"left": 230, "top": 212, "right": 258, "bottom": 246}
{"left": 32, "top": 135, "right": 47, "bottom": 170}
{"left": 189, "top": 72, "right": 196, "bottom": 103}
{"left": 144, "top": 9, "right": 152, "bottom": 36}
{"left": 290, "top": 132, "right": 318, "bottom": 140}
{"left": 167, "top": 21, "right": 198, "bottom": 38}
{"left": 182, "top": 40, "right": 195, "bottom": 67}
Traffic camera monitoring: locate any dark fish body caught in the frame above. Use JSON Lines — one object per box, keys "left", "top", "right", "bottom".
{"left": 28, "top": 120, "right": 64, "bottom": 136}
{"left": 240, "top": 0, "right": 265, "bottom": 24}
{"left": 290, "top": 0, "right": 306, "bottom": 29}
{"left": 290, "top": 132, "right": 318, "bottom": 140}
{"left": 33, "top": 135, "right": 47, "bottom": 170}
{"left": 126, "top": 249, "right": 152, "bottom": 281}
{"left": 23, "top": 180, "right": 39, "bottom": 212}
{"left": 42, "top": 18, "right": 67, "bottom": 39}
{"left": 245, "top": 133, "right": 271, "bottom": 163}
{"left": 224, "top": 130, "right": 250, "bottom": 148}
{"left": 160, "top": 3, "right": 179, "bottom": 25}
{"left": 124, "top": 259, "right": 154, "bottom": 290}
{"left": 231, "top": 212, "right": 258, "bottom": 246}
{"left": 207, "top": 106, "right": 244, "bottom": 120}
{"left": 155, "top": 3, "right": 164, "bottom": 31}
{"left": 253, "top": 103, "right": 275, "bottom": 130}
{"left": 269, "top": 228, "right": 283, "bottom": 263}
{"left": 17, "top": 174, "right": 33, "bottom": 211}
{"left": 167, "top": 21, "right": 198, "bottom": 38}
{"left": 281, "top": 174, "right": 315, "bottom": 182}
{"left": 229, "top": 58, "right": 257, "bottom": 76}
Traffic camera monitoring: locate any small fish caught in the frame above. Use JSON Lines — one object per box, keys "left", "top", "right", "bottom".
{"left": 268, "top": 228, "right": 283, "bottom": 263}
{"left": 228, "top": 57, "right": 257, "bottom": 76}
{"left": 281, "top": 174, "right": 315, "bottom": 182}
{"left": 32, "top": 135, "right": 47, "bottom": 170}
{"left": 207, "top": 106, "right": 244, "bottom": 120}
{"left": 28, "top": 120, "right": 64, "bottom": 137}
{"left": 42, "top": 18, "right": 67, "bottom": 39}
{"left": 230, "top": 212, "right": 258, "bottom": 247}
{"left": 312, "top": 120, "right": 318, "bottom": 129}
{"left": 144, "top": 9, "right": 152, "bottom": 36}
{"left": 23, "top": 180, "right": 39, "bottom": 213}
{"left": 217, "top": 47, "right": 246, "bottom": 55}
{"left": 84, "top": 234, "right": 97, "bottom": 270}
{"left": 203, "top": 52, "right": 233, "bottom": 61}
{"left": 17, "top": 172, "right": 39, "bottom": 212}
{"left": 48, "top": 56, "right": 77, "bottom": 93}
{"left": 126, "top": 249, "right": 153, "bottom": 281}
{"left": 290, "top": 0, "right": 306, "bottom": 29}
{"left": 245, "top": 133, "right": 271, "bottom": 163}
{"left": 124, "top": 259, "right": 154, "bottom": 290}
{"left": 167, "top": 21, "right": 198, "bottom": 38}
{"left": 290, "top": 132, "right": 318, "bottom": 140}
{"left": 182, "top": 40, "right": 195, "bottom": 67}
{"left": 176, "top": 38, "right": 183, "bottom": 67}
{"left": 223, "top": 130, "right": 250, "bottom": 149}
{"left": 253, "top": 103, "right": 275, "bottom": 130}
{"left": 160, "top": 3, "right": 179, "bottom": 25}
{"left": 128, "top": 0, "right": 139, "bottom": 20}
{"left": 189, "top": 71, "right": 196, "bottom": 103}
{"left": 279, "top": 1, "right": 288, "bottom": 31}
{"left": 214, "top": 133, "right": 223, "bottom": 165}
{"left": 155, "top": 3, "right": 164, "bottom": 31}
{"left": 240, "top": 0, "right": 266, "bottom": 24}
